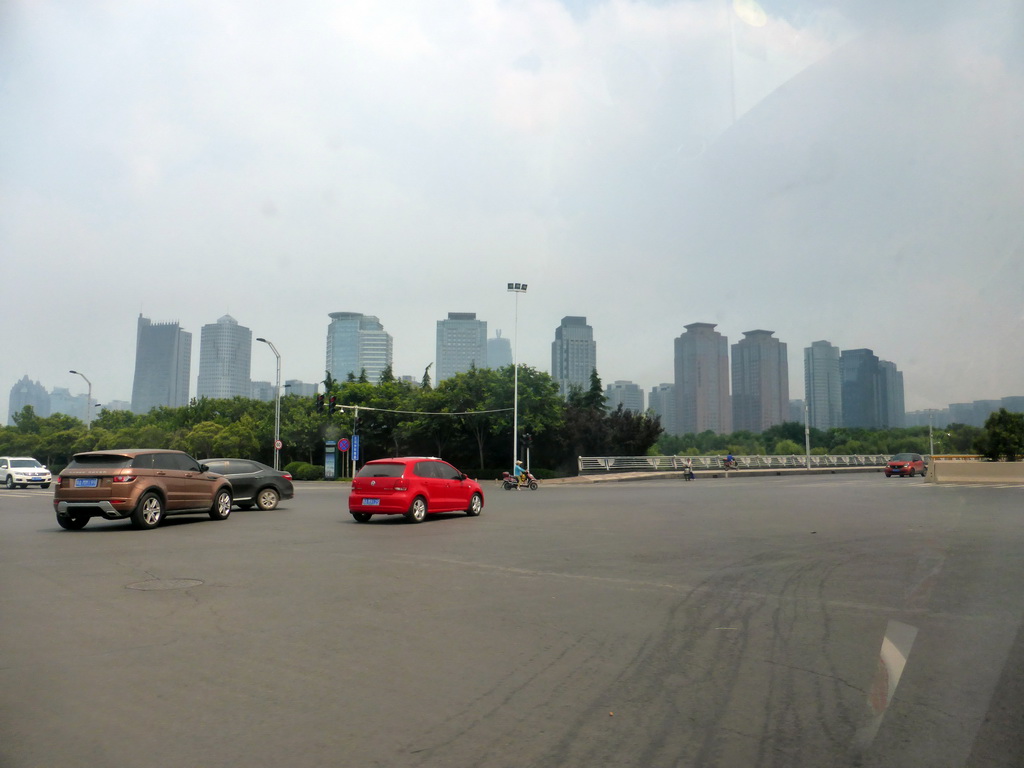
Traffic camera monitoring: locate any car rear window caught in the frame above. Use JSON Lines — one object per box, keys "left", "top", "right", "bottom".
{"left": 356, "top": 463, "right": 405, "bottom": 478}
{"left": 67, "top": 455, "right": 134, "bottom": 470}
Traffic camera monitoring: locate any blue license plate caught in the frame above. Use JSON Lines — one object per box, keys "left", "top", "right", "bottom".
{"left": 30, "top": 477, "right": 42, "bottom": 482}
{"left": 362, "top": 498, "right": 380, "bottom": 506}
{"left": 75, "top": 478, "right": 98, "bottom": 488}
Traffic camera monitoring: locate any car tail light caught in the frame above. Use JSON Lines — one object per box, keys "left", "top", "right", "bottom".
{"left": 112, "top": 475, "right": 137, "bottom": 483}
{"left": 282, "top": 473, "right": 293, "bottom": 481}
{"left": 394, "top": 483, "right": 408, "bottom": 491}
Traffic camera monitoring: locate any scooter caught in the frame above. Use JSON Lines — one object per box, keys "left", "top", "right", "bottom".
{"left": 502, "top": 470, "right": 539, "bottom": 491}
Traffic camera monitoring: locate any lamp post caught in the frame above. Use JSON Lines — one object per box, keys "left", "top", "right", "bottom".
{"left": 68, "top": 370, "right": 92, "bottom": 430}
{"left": 256, "top": 338, "right": 282, "bottom": 470}
{"left": 507, "top": 282, "right": 528, "bottom": 471}
{"left": 804, "top": 402, "right": 811, "bottom": 470}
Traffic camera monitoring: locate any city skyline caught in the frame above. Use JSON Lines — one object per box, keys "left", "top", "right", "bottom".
{"left": 4, "top": 304, "right": 1020, "bottom": 427}
{"left": 4, "top": 2, "right": 1021, "bottom": 431}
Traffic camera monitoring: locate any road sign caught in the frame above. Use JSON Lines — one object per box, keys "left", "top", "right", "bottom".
{"left": 274, "top": 440, "right": 283, "bottom": 450}
{"left": 338, "top": 437, "right": 350, "bottom": 452}
{"left": 352, "top": 435, "right": 360, "bottom": 461}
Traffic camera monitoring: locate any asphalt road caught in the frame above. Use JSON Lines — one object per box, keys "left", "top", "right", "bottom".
{"left": 2, "top": 475, "right": 1023, "bottom": 768}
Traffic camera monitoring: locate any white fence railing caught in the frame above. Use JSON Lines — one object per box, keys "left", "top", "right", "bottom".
{"left": 577, "top": 455, "right": 892, "bottom": 474}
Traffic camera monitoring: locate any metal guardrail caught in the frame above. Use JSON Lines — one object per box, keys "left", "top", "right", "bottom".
{"left": 577, "top": 455, "right": 893, "bottom": 474}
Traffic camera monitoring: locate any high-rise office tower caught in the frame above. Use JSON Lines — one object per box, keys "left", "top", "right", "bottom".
{"left": 326, "top": 312, "right": 393, "bottom": 383}
{"left": 648, "top": 383, "right": 677, "bottom": 435}
{"left": 605, "top": 380, "right": 645, "bottom": 413}
{"left": 131, "top": 315, "right": 192, "bottom": 414}
{"left": 840, "top": 348, "right": 880, "bottom": 428}
{"left": 487, "top": 330, "right": 513, "bottom": 369}
{"left": 804, "top": 340, "right": 843, "bottom": 430}
{"left": 731, "top": 330, "right": 789, "bottom": 433}
{"left": 878, "top": 360, "right": 906, "bottom": 428}
{"left": 436, "top": 312, "right": 487, "bottom": 382}
{"left": 674, "top": 322, "right": 731, "bottom": 435}
{"left": 197, "top": 315, "right": 252, "bottom": 399}
{"left": 551, "top": 316, "right": 597, "bottom": 397}
{"left": 8, "top": 376, "right": 50, "bottom": 425}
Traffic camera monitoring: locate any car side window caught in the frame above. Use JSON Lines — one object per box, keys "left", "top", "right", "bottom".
{"left": 175, "top": 454, "right": 202, "bottom": 472}
{"left": 414, "top": 461, "right": 438, "bottom": 478}
{"left": 0, "top": 460, "right": 6, "bottom": 470}
{"left": 132, "top": 453, "right": 156, "bottom": 469}
{"left": 151, "top": 453, "right": 179, "bottom": 470}
{"left": 436, "top": 462, "right": 461, "bottom": 481}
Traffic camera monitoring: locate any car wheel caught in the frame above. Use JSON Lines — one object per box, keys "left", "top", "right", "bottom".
{"left": 56, "top": 513, "right": 89, "bottom": 530}
{"left": 4, "top": 475, "right": 13, "bottom": 490}
{"left": 352, "top": 512, "right": 372, "bottom": 523}
{"left": 256, "top": 487, "right": 280, "bottom": 511}
{"left": 466, "top": 492, "right": 482, "bottom": 517}
{"left": 908, "top": 468, "right": 915, "bottom": 477}
{"left": 405, "top": 496, "right": 427, "bottom": 523}
{"left": 131, "top": 493, "right": 164, "bottom": 530}
{"left": 41, "top": 483, "right": 50, "bottom": 489}
{"left": 209, "top": 489, "right": 232, "bottom": 520}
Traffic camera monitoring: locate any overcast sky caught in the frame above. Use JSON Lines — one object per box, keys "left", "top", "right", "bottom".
{"left": 2, "top": 0, "right": 1022, "bottom": 424}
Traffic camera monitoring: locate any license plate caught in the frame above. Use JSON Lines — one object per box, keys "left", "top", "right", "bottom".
{"left": 362, "top": 498, "right": 380, "bottom": 506}
{"left": 30, "top": 477, "right": 42, "bottom": 482}
{"left": 75, "top": 478, "right": 98, "bottom": 488}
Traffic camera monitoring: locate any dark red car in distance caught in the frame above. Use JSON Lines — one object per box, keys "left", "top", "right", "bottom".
{"left": 348, "top": 457, "right": 484, "bottom": 523}
{"left": 884, "top": 452, "right": 927, "bottom": 478}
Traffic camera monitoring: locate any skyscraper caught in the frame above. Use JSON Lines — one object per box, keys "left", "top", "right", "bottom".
{"left": 674, "top": 323, "right": 731, "bottom": 435}
{"left": 551, "top": 316, "right": 597, "bottom": 397}
{"left": 326, "top": 312, "right": 393, "bottom": 383}
{"left": 8, "top": 375, "right": 50, "bottom": 425}
{"left": 436, "top": 312, "right": 487, "bottom": 382}
{"left": 197, "top": 314, "right": 252, "bottom": 399}
{"left": 804, "top": 340, "right": 843, "bottom": 430}
{"left": 131, "top": 315, "right": 192, "bottom": 414}
{"left": 487, "top": 330, "right": 513, "bottom": 369}
{"left": 648, "top": 383, "right": 677, "bottom": 435}
{"left": 840, "top": 348, "right": 880, "bottom": 428}
{"left": 605, "top": 380, "right": 645, "bottom": 413}
{"left": 731, "top": 330, "right": 789, "bottom": 433}
{"left": 878, "top": 360, "right": 906, "bottom": 428}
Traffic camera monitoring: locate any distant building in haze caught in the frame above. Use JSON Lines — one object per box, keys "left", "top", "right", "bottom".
{"left": 487, "top": 330, "right": 513, "bottom": 369}
{"left": 250, "top": 381, "right": 275, "bottom": 402}
{"left": 648, "top": 383, "right": 677, "bottom": 435}
{"left": 839, "top": 348, "right": 904, "bottom": 428}
{"left": 285, "top": 379, "right": 318, "bottom": 398}
{"left": 804, "top": 340, "right": 843, "bottom": 430}
{"left": 197, "top": 314, "right": 252, "bottom": 400}
{"left": 605, "top": 380, "right": 644, "bottom": 413}
{"left": 436, "top": 312, "right": 487, "bottom": 382}
{"left": 878, "top": 360, "right": 906, "bottom": 428}
{"left": 731, "top": 330, "right": 789, "bottom": 433}
{"left": 8, "top": 376, "right": 50, "bottom": 425}
{"left": 131, "top": 315, "right": 192, "bottom": 414}
{"left": 675, "top": 322, "right": 731, "bottom": 435}
{"left": 551, "top": 316, "right": 597, "bottom": 397}
{"left": 326, "top": 312, "right": 393, "bottom": 383}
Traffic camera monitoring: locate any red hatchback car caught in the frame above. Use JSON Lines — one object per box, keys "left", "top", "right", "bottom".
{"left": 348, "top": 457, "right": 484, "bottom": 523}
{"left": 884, "top": 452, "right": 927, "bottom": 478}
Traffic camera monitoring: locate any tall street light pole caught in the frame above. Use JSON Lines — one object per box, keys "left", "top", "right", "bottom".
{"left": 68, "top": 370, "right": 92, "bottom": 430}
{"left": 256, "top": 338, "right": 282, "bottom": 470}
{"left": 507, "top": 282, "right": 528, "bottom": 471}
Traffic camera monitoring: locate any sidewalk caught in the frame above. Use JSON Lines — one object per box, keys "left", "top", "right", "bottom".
{"left": 543, "top": 466, "right": 881, "bottom": 485}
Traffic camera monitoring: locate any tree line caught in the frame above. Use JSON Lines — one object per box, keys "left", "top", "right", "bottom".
{"left": 0, "top": 366, "right": 662, "bottom": 476}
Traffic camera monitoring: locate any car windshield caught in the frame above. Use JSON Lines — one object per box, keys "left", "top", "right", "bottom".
{"left": 11, "top": 459, "right": 43, "bottom": 468}
{"left": 890, "top": 453, "right": 915, "bottom": 461}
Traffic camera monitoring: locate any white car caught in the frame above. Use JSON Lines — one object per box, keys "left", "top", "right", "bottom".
{"left": 0, "top": 457, "right": 53, "bottom": 489}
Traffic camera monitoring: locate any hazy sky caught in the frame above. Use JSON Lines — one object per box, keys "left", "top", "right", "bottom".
{"left": 2, "top": 0, "right": 1022, "bottom": 424}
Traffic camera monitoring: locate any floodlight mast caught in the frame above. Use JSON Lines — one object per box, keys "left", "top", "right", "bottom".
{"left": 256, "top": 338, "right": 282, "bottom": 470}
{"left": 507, "top": 282, "right": 528, "bottom": 473}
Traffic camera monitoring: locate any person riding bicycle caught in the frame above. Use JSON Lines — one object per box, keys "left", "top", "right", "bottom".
{"left": 724, "top": 453, "right": 737, "bottom": 469}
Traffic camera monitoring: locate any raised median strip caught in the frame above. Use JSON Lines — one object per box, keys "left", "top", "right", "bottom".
{"left": 547, "top": 466, "right": 881, "bottom": 484}
{"left": 927, "top": 460, "right": 1024, "bottom": 485}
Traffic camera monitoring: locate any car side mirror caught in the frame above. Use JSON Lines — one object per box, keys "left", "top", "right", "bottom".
{"left": 460, "top": 473, "right": 468, "bottom": 480}
{"left": 200, "top": 464, "right": 210, "bottom": 473}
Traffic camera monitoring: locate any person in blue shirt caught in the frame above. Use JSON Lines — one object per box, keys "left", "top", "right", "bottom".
{"left": 724, "top": 453, "right": 736, "bottom": 469}
{"left": 513, "top": 460, "right": 526, "bottom": 487}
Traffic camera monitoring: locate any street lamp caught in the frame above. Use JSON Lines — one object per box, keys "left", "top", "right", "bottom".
{"left": 256, "top": 338, "right": 282, "bottom": 470}
{"left": 68, "top": 370, "right": 92, "bottom": 430}
{"left": 507, "top": 282, "right": 528, "bottom": 471}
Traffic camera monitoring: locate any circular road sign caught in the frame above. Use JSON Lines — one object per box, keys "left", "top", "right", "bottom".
{"left": 274, "top": 440, "right": 283, "bottom": 450}
{"left": 338, "top": 438, "right": 350, "bottom": 452}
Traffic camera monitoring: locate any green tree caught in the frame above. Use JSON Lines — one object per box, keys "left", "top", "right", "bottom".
{"left": 977, "top": 408, "right": 1024, "bottom": 461}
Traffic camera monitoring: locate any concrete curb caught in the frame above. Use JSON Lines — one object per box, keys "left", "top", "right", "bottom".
{"left": 540, "top": 466, "right": 882, "bottom": 485}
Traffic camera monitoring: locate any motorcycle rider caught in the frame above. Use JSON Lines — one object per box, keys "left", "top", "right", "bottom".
{"left": 513, "top": 460, "right": 527, "bottom": 488}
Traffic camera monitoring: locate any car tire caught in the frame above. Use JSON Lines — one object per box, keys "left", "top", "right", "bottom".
{"left": 56, "top": 513, "right": 89, "bottom": 530}
{"left": 352, "top": 512, "right": 372, "bottom": 523}
{"left": 405, "top": 496, "right": 427, "bottom": 523}
{"left": 908, "top": 469, "right": 915, "bottom": 478}
{"left": 209, "top": 489, "right": 232, "bottom": 520}
{"left": 256, "top": 487, "right": 280, "bottom": 511}
{"left": 131, "top": 492, "right": 164, "bottom": 530}
{"left": 4, "top": 475, "right": 13, "bottom": 490}
{"left": 466, "top": 492, "right": 482, "bottom": 517}
{"left": 41, "top": 483, "right": 50, "bottom": 489}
